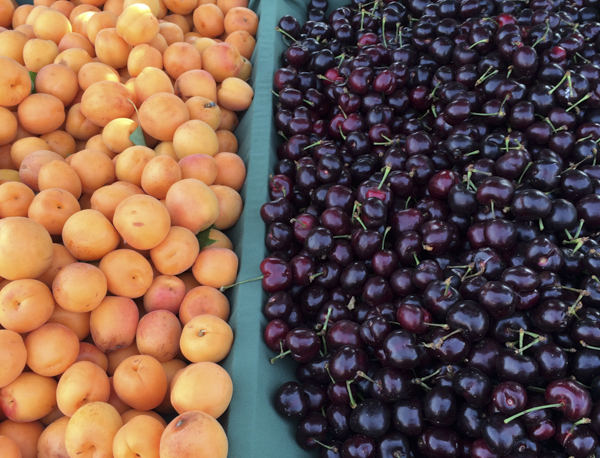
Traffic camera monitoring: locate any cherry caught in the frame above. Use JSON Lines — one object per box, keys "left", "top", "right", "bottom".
{"left": 492, "top": 381, "right": 527, "bottom": 415}
{"left": 275, "top": 381, "right": 310, "bottom": 418}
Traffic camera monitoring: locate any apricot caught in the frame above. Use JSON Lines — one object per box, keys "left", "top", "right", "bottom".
{"left": 39, "top": 406, "right": 65, "bottom": 428}
{"left": 193, "top": 3, "right": 223, "bottom": 38}
{"left": 216, "top": 103, "right": 239, "bottom": 131}
{"left": 78, "top": 61, "right": 120, "bottom": 91}
{"left": 192, "top": 247, "right": 238, "bottom": 288}
{"left": 50, "top": 0, "right": 75, "bottom": 16}
{"left": 94, "top": 27, "right": 131, "bottom": 69}
{"left": 0, "top": 0, "right": 14, "bottom": 28}
{"left": 238, "top": 55, "right": 252, "bottom": 80}
{"left": 113, "top": 194, "right": 171, "bottom": 250}
{"left": 56, "top": 361, "right": 110, "bottom": 416}
{"left": 57, "top": 32, "right": 95, "bottom": 58}
{"left": 179, "top": 285, "right": 229, "bottom": 325}
{"left": 28, "top": 188, "right": 80, "bottom": 235}
{"left": 90, "top": 296, "right": 139, "bottom": 353}
{"left": 0, "top": 30, "right": 28, "bottom": 65}
{"left": 46, "top": 303, "right": 90, "bottom": 341}
{"left": 0, "top": 218, "right": 53, "bottom": 281}
{"left": 64, "top": 402, "right": 123, "bottom": 458}
{"left": 114, "top": 145, "right": 155, "bottom": 187}
{"left": 0, "top": 420, "right": 44, "bottom": 458}
{"left": 217, "top": 0, "right": 247, "bottom": 14}
{"left": 163, "top": 43, "right": 202, "bottom": 82}
{"left": 18, "top": 150, "right": 64, "bottom": 192}
{"left": 76, "top": 342, "right": 108, "bottom": 371}
{"left": 158, "top": 21, "right": 183, "bottom": 45}
{"left": 17, "top": 94, "right": 65, "bottom": 136}
{"left": 121, "top": 409, "right": 167, "bottom": 426}
{"left": 69, "top": 148, "right": 116, "bottom": 194}
{"left": 38, "top": 161, "right": 82, "bottom": 199}
{"left": 86, "top": 11, "right": 117, "bottom": 45}
{"left": 143, "top": 275, "right": 185, "bottom": 314}
{"left": 173, "top": 120, "right": 219, "bottom": 159}
{"left": 40, "top": 130, "right": 76, "bottom": 159}
{"left": 147, "top": 30, "right": 168, "bottom": 52}
{"left": 201, "top": 42, "right": 242, "bottom": 82}
{"left": 107, "top": 377, "right": 130, "bottom": 414}
{"left": 37, "top": 416, "right": 69, "bottom": 458}
{"left": 218, "top": 76, "right": 253, "bottom": 111}
{"left": 165, "top": 179, "right": 219, "bottom": 234}
{"left": 134, "top": 66, "right": 173, "bottom": 104}
{"left": 53, "top": 48, "right": 94, "bottom": 74}
{"left": 136, "top": 310, "right": 181, "bottom": 362}
{"left": 80, "top": 80, "right": 134, "bottom": 127}
{"left": 213, "top": 152, "right": 245, "bottom": 191}
{"left": 160, "top": 409, "right": 228, "bottom": 458}
{"left": 0, "top": 372, "right": 57, "bottom": 422}
{"left": 0, "top": 435, "right": 22, "bottom": 458}
{"left": 139, "top": 155, "right": 180, "bottom": 199}
{"left": 102, "top": 118, "right": 136, "bottom": 154}
{"left": 99, "top": 249, "right": 154, "bottom": 298}
{"left": 0, "top": 109, "right": 16, "bottom": 148}
{"left": 36, "top": 243, "right": 77, "bottom": 288}
{"left": 24, "top": 323, "right": 78, "bottom": 377}
{"left": 62, "top": 209, "right": 120, "bottom": 261}
{"left": 148, "top": 225, "right": 199, "bottom": 276}
{"left": 180, "top": 313, "right": 232, "bottom": 364}
{"left": 138, "top": 92, "right": 189, "bottom": 142}
{"left": 216, "top": 129, "right": 239, "bottom": 153}
{"left": 113, "top": 415, "right": 164, "bottom": 458}
{"left": 209, "top": 184, "right": 243, "bottom": 230}
{"left": 224, "top": 6, "right": 257, "bottom": 35}
{"left": 52, "top": 261, "right": 107, "bottom": 313}
{"left": 106, "top": 341, "right": 139, "bottom": 376}
{"left": 86, "top": 134, "right": 115, "bottom": 158}
{"left": 185, "top": 96, "right": 221, "bottom": 130}
{"left": 113, "top": 354, "right": 167, "bottom": 410}
{"left": 127, "top": 43, "right": 162, "bottom": 77}
{"left": 0, "top": 144, "right": 15, "bottom": 170}
{"left": 0, "top": 330, "right": 26, "bottom": 388}
{"left": 192, "top": 36, "right": 216, "bottom": 55}
{"left": 0, "top": 182, "right": 35, "bottom": 218}
{"left": 161, "top": 0, "right": 196, "bottom": 15}
{"left": 204, "top": 228, "right": 233, "bottom": 250}
{"left": 117, "top": 4, "right": 159, "bottom": 46}
{"left": 177, "top": 153, "right": 218, "bottom": 185}
{"left": 12, "top": 5, "right": 33, "bottom": 29}
{"left": 225, "top": 29, "right": 254, "bottom": 59}
{"left": 22, "top": 38, "right": 59, "bottom": 72}
{"left": 65, "top": 103, "right": 102, "bottom": 141}
{"left": 89, "top": 183, "right": 134, "bottom": 222}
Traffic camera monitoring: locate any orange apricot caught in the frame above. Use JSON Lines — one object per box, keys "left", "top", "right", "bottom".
{"left": 163, "top": 42, "right": 202, "bottom": 80}
{"left": 193, "top": 3, "right": 224, "bottom": 38}
{"left": 46, "top": 303, "right": 90, "bottom": 341}
{"left": 64, "top": 402, "right": 123, "bottom": 458}
{"left": 120, "top": 409, "right": 167, "bottom": 426}
{"left": 178, "top": 285, "right": 229, "bottom": 325}
{"left": 90, "top": 296, "right": 139, "bottom": 353}
{"left": 179, "top": 314, "right": 232, "bottom": 363}
{"left": 0, "top": 218, "right": 53, "bottom": 281}
{"left": 36, "top": 243, "right": 77, "bottom": 288}
{"left": 90, "top": 183, "right": 136, "bottom": 222}
{"left": 69, "top": 148, "right": 116, "bottom": 194}
{"left": 177, "top": 153, "right": 218, "bottom": 185}
{"left": 33, "top": 63, "right": 78, "bottom": 106}
{"left": 57, "top": 32, "right": 95, "bottom": 58}
{"left": 18, "top": 150, "right": 65, "bottom": 192}
{"left": 165, "top": 178, "right": 219, "bottom": 233}
{"left": 65, "top": 103, "right": 102, "bottom": 141}
{"left": 113, "top": 415, "right": 164, "bottom": 458}
{"left": 53, "top": 48, "right": 94, "bottom": 75}
{"left": 80, "top": 80, "right": 134, "bottom": 127}
{"left": 114, "top": 145, "right": 156, "bottom": 186}
{"left": 22, "top": 38, "right": 59, "bottom": 73}
{"left": 27, "top": 188, "right": 80, "bottom": 235}
{"left": 143, "top": 275, "right": 185, "bottom": 314}
{"left": 158, "top": 21, "right": 183, "bottom": 45}
{"left": 17, "top": 94, "right": 65, "bottom": 136}
{"left": 0, "top": 420, "right": 44, "bottom": 458}
{"left": 56, "top": 361, "right": 110, "bottom": 416}
{"left": 224, "top": 29, "right": 254, "bottom": 58}
{"left": 209, "top": 184, "right": 243, "bottom": 230}
{"left": 61, "top": 209, "right": 121, "bottom": 261}
{"left": 94, "top": 27, "right": 131, "bottom": 69}
{"left": 127, "top": 43, "right": 162, "bottom": 77}
{"left": 159, "top": 410, "right": 228, "bottom": 458}
{"left": 113, "top": 194, "right": 171, "bottom": 250}
{"left": 24, "top": 323, "right": 79, "bottom": 377}
{"left": 201, "top": 41, "right": 242, "bottom": 82}
{"left": 215, "top": 129, "right": 238, "bottom": 153}
{"left": 216, "top": 103, "right": 238, "bottom": 131}
{"left": 38, "top": 161, "right": 82, "bottom": 199}
{"left": 218, "top": 76, "right": 253, "bottom": 111}
{"left": 86, "top": 11, "right": 117, "bottom": 45}
{"left": 98, "top": 249, "right": 154, "bottom": 298}
{"left": 185, "top": 96, "right": 221, "bottom": 129}
{"left": 106, "top": 341, "right": 139, "bottom": 376}
{"left": 192, "top": 247, "right": 237, "bottom": 288}
{"left": 0, "top": 330, "right": 26, "bottom": 388}
{"left": 138, "top": 92, "right": 189, "bottom": 141}
{"left": 116, "top": 4, "right": 159, "bottom": 46}
{"left": 173, "top": 119, "right": 219, "bottom": 159}
{"left": 37, "top": 416, "right": 69, "bottom": 458}
{"left": 141, "top": 155, "right": 181, "bottom": 199}
{"left": 0, "top": 435, "right": 22, "bottom": 458}
{"left": 161, "top": 0, "right": 196, "bottom": 15}
{"left": 175, "top": 69, "right": 217, "bottom": 102}
{"left": 40, "top": 130, "right": 76, "bottom": 159}
{"left": 76, "top": 342, "right": 108, "bottom": 371}
{"left": 0, "top": 30, "right": 28, "bottom": 65}
{"left": 136, "top": 310, "right": 181, "bottom": 362}
{"left": 133, "top": 66, "right": 174, "bottom": 104}
{"left": 78, "top": 61, "right": 120, "bottom": 91}
{"left": 33, "top": 9, "right": 72, "bottom": 44}
{"left": 213, "top": 152, "right": 245, "bottom": 191}
{"left": 0, "top": 372, "right": 57, "bottom": 422}
{"left": 102, "top": 118, "right": 137, "bottom": 153}
{"left": 149, "top": 225, "right": 199, "bottom": 275}
{"left": 223, "top": 6, "right": 257, "bottom": 35}
{"left": 216, "top": 0, "right": 247, "bottom": 15}
{"left": 0, "top": 182, "right": 34, "bottom": 218}
{"left": 52, "top": 261, "right": 107, "bottom": 313}
{"left": 113, "top": 355, "right": 167, "bottom": 410}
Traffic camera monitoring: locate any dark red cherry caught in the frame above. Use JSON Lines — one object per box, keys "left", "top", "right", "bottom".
{"left": 492, "top": 382, "right": 527, "bottom": 415}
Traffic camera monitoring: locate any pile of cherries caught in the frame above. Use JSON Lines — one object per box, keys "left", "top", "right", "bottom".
{"left": 260, "top": 0, "right": 600, "bottom": 456}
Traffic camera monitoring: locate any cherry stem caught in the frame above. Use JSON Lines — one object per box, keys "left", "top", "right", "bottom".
{"left": 592, "top": 275, "right": 600, "bottom": 285}
{"left": 313, "top": 440, "right": 338, "bottom": 453}
{"left": 464, "top": 150, "right": 480, "bottom": 156}
{"left": 504, "top": 403, "right": 564, "bottom": 424}
{"left": 580, "top": 341, "right": 600, "bottom": 351}
{"left": 518, "top": 162, "right": 532, "bottom": 184}
{"left": 413, "top": 368, "right": 441, "bottom": 385}
{"left": 519, "top": 328, "right": 524, "bottom": 351}
{"left": 310, "top": 272, "right": 324, "bottom": 283}
{"left": 275, "top": 27, "right": 297, "bottom": 42}
{"left": 338, "top": 125, "right": 346, "bottom": 140}
{"left": 569, "top": 418, "right": 592, "bottom": 435}
{"left": 567, "top": 93, "right": 592, "bottom": 113}
{"left": 443, "top": 277, "right": 452, "bottom": 295}
{"left": 290, "top": 218, "right": 307, "bottom": 227}
{"left": 476, "top": 68, "right": 498, "bottom": 86}
{"left": 270, "top": 349, "right": 291, "bottom": 364}
{"left": 469, "top": 38, "right": 488, "bottom": 49}
{"left": 334, "top": 235, "right": 351, "bottom": 239}
{"left": 382, "top": 15, "right": 388, "bottom": 48}
{"left": 490, "top": 201, "right": 495, "bottom": 219}
{"left": 346, "top": 380, "right": 357, "bottom": 409}
{"left": 519, "top": 336, "right": 545, "bottom": 354}
{"left": 378, "top": 164, "right": 392, "bottom": 190}
{"left": 576, "top": 52, "right": 590, "bottom": 63}
{"left": 303, "top": 140, "right": 323, "bottom": 150}
{"left": 382, "top": 226, "right": 391, "bottom": 249}
{"left": 356, "top": 371, "right": 381, "bottom": 387}
{"left": 424, "top": 322, "right": 450, "bottom": 330}
{"left": 413, "top": 253, "right": 420, "bottom": 266}
{"left": 549, "top": 71, "right": 570, "bottom": 95}
{"left": 539, "top": 218, "right": 544, "bottom": 232}
{"left": 527, "top": 386, "right": 546, "bottom": 393}
{"left": 270, "top": 89, "right": 279, "bottom": 97}
{"left": 532, "top": 19, "right": 550, "bottom": 47}
{"left": 317, "top": 75, "right": 337, "bottom": 83}
{"left": 220, "top": 275, "right": 263, "bottom": 292}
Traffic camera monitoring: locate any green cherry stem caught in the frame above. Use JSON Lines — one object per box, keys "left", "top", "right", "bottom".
{"left": 220, "top": 275, "right": 263, "bottom": 292}
{"left": 504, "top": 403, "right": 564, "bottom": 424}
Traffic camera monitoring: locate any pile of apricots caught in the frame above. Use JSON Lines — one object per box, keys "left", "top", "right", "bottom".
{"left": 0, "top": 0, "right": 257, "bottom": 456}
